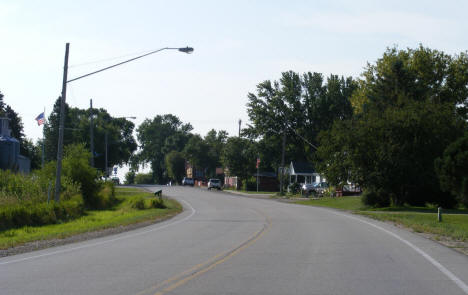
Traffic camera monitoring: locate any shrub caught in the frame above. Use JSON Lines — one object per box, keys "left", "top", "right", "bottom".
{"left": 0, "top": 196, "right": 84, "bottom": 230}
{"left": 61, "top": 144, "right": 101, "bottom": 208}
{"left": 124, "top": 170, "right": 136, "bottom": 185}
{"left": 287, "top": 182, "right": 301, "bottom": 194}
{"left": 150, "top": 197, "right": 166, "bottom": 209}
{"left": 362, "top": 189, "right": 391, "bottom": 207}
{"left": 128, "top": 196, "right": 146, "bottom": 210}
{"left": 94, "top": 181, "right": 117, "bottom": 209}
{"left": 242, "top": 177, "right": 257, "bottom": 191}
{"left": 134, "top": 173, "right": 154, "bottom": 184}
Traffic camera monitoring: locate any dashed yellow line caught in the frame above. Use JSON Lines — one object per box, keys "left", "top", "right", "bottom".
{"left": 136, "top": 209, "right": 271, "bottom": 295}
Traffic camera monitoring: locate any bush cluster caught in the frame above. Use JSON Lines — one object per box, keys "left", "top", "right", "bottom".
{"left": 134, "top": 173, "right": 154, "bottom": 184}
{"left": 242, "top": 177, "right": 257, "bottom": 191}
{"left": 361, "top": 189, "right": 391, "bottom": 208}
{"left": 0, "top": 196, "right": 84, "bottom": 230}
{"left": 0, "top": 169, "right": 81, "bottom": 206}
{"left": 287, "top": 182, "right": 301, "bottom": 194}
{"left": 128, "top": 195, "right": 167, "bottom": 210}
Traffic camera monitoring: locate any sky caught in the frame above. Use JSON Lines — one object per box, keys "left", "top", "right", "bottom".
{"left": 1, "top": 0, "right": 468, "bottom": 177}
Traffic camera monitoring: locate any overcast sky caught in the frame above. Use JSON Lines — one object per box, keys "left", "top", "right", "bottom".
{"left": 2, "top": 0, "right": 468, "bottom": 143}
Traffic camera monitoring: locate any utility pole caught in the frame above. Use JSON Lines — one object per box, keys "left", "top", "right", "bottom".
{"left": 89, "top": 99, "right": 94, "bottom": 167}
{"left": 238, "top": 119, "right": 241, "bottom": 137}
{"left": 105, "top": 131, "right": 108, "bottom": 179}
{"left": 41, "top": 107, "right": 45, "bottom": 169}
{"left": 279, "top": 128, "right": 286, "bottom": 195}
{"left": 54, "top": 43, "right": 70, "bottom": 203}
{"left": 256, "top": 154, "right": 260, "bottom": 192}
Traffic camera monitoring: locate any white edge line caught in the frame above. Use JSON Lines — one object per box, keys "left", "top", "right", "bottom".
{"left": 0, "top": 199, "right": 196, "bottom": 266}
{"left": 329, "top": 210, "right": 468, "bottom": 294}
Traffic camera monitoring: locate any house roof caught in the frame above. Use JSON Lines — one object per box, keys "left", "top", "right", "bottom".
{"left": 253, "top": 172, "right": 277, "bottom": 178}
{"left": 290, "top": 161, "right": 316, "bottom": 175}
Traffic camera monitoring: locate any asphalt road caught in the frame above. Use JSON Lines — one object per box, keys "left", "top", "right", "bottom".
{"left": 1, "top": 185, "right": 467, "bottom": 295}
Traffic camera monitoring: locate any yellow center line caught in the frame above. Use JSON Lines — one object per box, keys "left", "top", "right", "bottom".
{"left": 135, "top": 209, "right": 272, "bottom": 295}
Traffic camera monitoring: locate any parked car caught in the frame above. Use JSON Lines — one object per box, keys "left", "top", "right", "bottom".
{"left": 207, "top": 178, "right": 222, "bottom": 190}
{"left": 182, "top": 177, "right": 194, "bottom": 186}
{"left": 314, "top": 182, "right": 329, "bottom": 195}
{"left": 301, "top": 183, "right": 317, "bottom": 195}
{"left": 301, "top": 182, "right": 329, "bottom": 196}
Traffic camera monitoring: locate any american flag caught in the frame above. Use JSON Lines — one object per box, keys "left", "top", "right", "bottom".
{"left": 35, "top": 112, "right": 45, "bottom": 126}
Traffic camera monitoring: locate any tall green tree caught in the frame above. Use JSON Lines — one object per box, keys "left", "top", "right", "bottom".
{"left": 165, "top": 151, "right": 186, "bottom": 183}
{"left": 246, "top": 71, "right": 356, "bottom": 171}
{"left": 222, "top": 137, "right": 256, "bottom": 182}
{"left": 203, "top": 129, "right": 228, "bottom": 176}
{"left": 351, "top": 45, "right": 468, "bottom": 118}
{"left": 136, "top": 114, "right": 192, "bottom": 183}
{"left": 183, "top": 134, "right": 210, "bottom": 173}
{"left": 435, "top": 132, "right": 468, "bottom": 207}
{"left": 44, "top": 97, "right": 137, "bottom": 173}
{"left": 317, "top": 46, "right": 468, "bottom": 207}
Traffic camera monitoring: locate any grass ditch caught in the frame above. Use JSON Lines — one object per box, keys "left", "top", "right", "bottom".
{"left": 0, "top": 187, "right": 182, "bottom": 249}
{"left": 296, "top": 196, "right": 468, "bottom": 247}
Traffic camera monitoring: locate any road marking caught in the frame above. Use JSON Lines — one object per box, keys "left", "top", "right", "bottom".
{"left": 137, "top": 209, "right": 272, "bottom": 295}
{"left": 0, "top": 199, "right": 196, "bottom": 266}
{"left": 330, "top": 210, "right": 468, "bottom": 294}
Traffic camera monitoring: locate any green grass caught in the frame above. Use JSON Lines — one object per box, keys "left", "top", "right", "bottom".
{"left": 0, "top": 187, "right": 182, "bottom": 249}
{"left": 296, "top": 196, "right": 365, "bottom": 210}
{"left": 295, "top": 196, "right": 468, "bottom": 242}
{"left": 223, "top": 188, "right": 276, "bottom": 194}
{"left": 358, "top": 211, "right": 468, "bottom": 241}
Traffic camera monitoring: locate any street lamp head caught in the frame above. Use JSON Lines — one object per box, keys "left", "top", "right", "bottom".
{"left": 178, "top": 47, "right": 194, "bottom": 54}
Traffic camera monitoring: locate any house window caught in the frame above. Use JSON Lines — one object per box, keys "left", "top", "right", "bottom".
{"left": 312, "top": 175, "right": 316, "bottom": 183}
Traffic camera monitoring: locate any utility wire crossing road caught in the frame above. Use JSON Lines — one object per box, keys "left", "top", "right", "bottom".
{"left": 1, "top": 186, "right": 467, "bottom": 295}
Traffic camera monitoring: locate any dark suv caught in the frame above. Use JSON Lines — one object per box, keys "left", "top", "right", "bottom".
{"left": 182, "top": 177, "right": 194, "bottom": 186}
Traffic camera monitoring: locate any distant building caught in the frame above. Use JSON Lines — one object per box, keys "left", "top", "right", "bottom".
{"left": 289, "top": 161, "right": 325, "bottom": 184}
{"left": 0, "top": 117, "right": 30, "bottom": 173}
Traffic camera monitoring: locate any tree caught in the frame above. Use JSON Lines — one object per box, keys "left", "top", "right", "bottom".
{"left": 351, "top": 45, "right": 468, "bottom": 118}
{"left": 318, "top": 101, "right": 463, "bottom": 207}
{"left": 165, "top": 151, "right": 186, "bottom": 183}
{"left": 435, "top": 132, "right": 468, "bottom": 207}
{"left": 246, "top": 71, "right": 356, "bottom": 171}
{"left": 222, "top": 137, "right": 256, "bottom": 182}
{"left": 203, "top": 129, "right": 228, "bottom": 177}
{"left": 183, "top": 134, "right": 210, "bottom": 173}
{"left": 136, "top": 114, "right": 192, "bottom": 183}
{"left": 43, "top": 97, "right": 75, "bottom": 161}
{"left": 44, "top": 98, "right": 137, "bottom": 173}
{"left": 317, "top": 46, "right": 468, "bottom": 207}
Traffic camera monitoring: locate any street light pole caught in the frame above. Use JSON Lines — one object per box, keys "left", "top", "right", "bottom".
{"left": 54, "top": 43, "right": 70, "bottom": 202}
{"left": 54, "top": 44, "right": 193, "bottom": 202}
{"left": 90, "top": 98, "right": 94, "bottom": 167}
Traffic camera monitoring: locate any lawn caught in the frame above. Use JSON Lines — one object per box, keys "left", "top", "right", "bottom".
{"left": 296, "top": 196, "right": 468, "bottom": 242}
{"left": 296, "top": 196, "right": 364, "bottom": 210}
{"left": 223, "top": 188, "right": 276, "bottom": 195}
{"left": 0, "top": 187, "right": 182, "bottom": 249}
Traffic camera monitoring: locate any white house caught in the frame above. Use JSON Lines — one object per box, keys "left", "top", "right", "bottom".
{"left": 289, "top": 161, "right": 325, "bottom": 184}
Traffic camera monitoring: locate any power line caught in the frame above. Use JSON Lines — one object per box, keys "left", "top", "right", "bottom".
{"left": 287, "top": 125, "right": 319, "bottom": 150}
